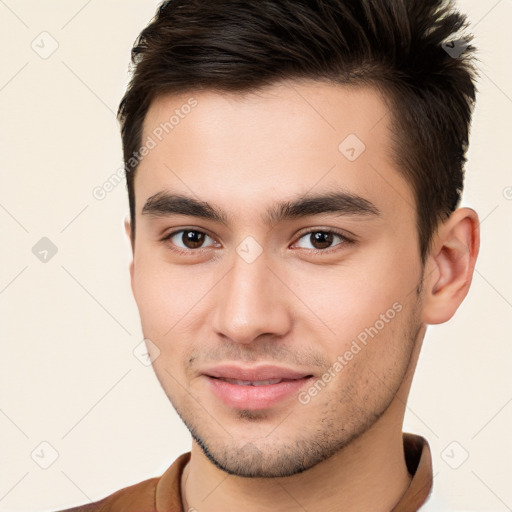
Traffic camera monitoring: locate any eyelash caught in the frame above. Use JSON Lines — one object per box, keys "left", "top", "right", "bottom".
{"left": 160, "top": 228, "right": 354, "bottom": 256}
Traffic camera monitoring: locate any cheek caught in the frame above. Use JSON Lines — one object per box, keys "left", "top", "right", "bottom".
{"left": 132, "top": 273, "right": 171, "bottom": 337}
{"left": 310, "top": 301, "right": 417, "bottom": 419}
{"left": 285, "top": 230, "right": 419, "bottom": 322}
{"left": 285, "top": 264, "right": 407, "bottom": 338}
{"left": 132, "top": 250, "right": 205, "bottom": 337}
{"left": 283, "top": 257, "right": 419, "bottom": 384}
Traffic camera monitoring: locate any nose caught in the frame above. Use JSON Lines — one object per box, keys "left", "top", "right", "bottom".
{"left": 212, "top": 251, "right": 293, "bottom": 345}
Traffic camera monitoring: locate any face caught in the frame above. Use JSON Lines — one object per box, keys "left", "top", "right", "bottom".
{"left": 128, "top": 81, "right": 425, "bottom": 477}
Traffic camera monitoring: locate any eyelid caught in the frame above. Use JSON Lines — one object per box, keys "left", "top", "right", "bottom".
{"left": 294, "top": 226, "right": 355, "bottom": 240}
{"left": 161, "top": 226, "right": 215, "bottom": 241}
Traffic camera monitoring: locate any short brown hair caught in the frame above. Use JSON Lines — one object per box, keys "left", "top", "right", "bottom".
{"left": 118, "top": 0, "right": 477, "bottom": 261}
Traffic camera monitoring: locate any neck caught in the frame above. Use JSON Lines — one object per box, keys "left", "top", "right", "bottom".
{"left": 181, "top": 402, "right": 412, "bottom": 512}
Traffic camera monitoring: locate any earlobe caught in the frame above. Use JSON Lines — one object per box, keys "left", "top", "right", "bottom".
{"left": 421, "top": 208, "right": 480, "bottom": 325}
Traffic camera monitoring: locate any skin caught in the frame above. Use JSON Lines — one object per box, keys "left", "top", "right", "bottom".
{"left": 124, "top": 80, "right": 479, "bottom": 512}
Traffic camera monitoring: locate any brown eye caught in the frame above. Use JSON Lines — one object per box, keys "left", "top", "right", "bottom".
{"left": 310, "top": 232, "right": 334, "bottom": 249}
{"left": 295, "top": 230, "right": 348, "bottom": 251}
{"left": 165, "top": 230, "right": 216, "bottom": 251}
{"left": 181, "top": 230, "right": 206, "bottom": 249}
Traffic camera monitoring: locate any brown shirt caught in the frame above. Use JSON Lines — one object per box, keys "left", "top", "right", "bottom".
{"left": 59, "top": 432, "right": 432, "bottom": 512}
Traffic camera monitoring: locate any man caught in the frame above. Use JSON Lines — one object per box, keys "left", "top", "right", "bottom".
{"left": 61, "top": 0, "right": 479, "bottom": 510}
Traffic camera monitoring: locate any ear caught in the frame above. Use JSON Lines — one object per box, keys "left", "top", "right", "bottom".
{"left": 421, "top": 207, "right": 480, "bottom": 324}
{"left": 124, "top": 216, "right": 135, "bottom": 284}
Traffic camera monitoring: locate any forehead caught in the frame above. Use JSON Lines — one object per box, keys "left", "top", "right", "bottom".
{"left": 135, "top": 80, "right": 414, "bottom": 222}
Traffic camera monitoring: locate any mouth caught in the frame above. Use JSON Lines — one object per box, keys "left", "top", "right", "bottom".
{"left": 202, "top": 364, "right": 314, "bottom": 410}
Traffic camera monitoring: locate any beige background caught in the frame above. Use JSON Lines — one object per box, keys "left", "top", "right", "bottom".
{"left": 0, "top": 1, "right": 511, "bottom": 510}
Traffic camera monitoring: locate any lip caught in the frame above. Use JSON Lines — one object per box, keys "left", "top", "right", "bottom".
{"left": 202, "top": 364, "right": 314, "bottom": 410}
{"left": 203, "top": 364, "right": 311, "bottom": 381}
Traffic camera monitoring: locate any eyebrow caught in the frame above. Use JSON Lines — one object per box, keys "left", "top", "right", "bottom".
{"left": 141, "top": 190, "right": 380, "bottom": 225}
